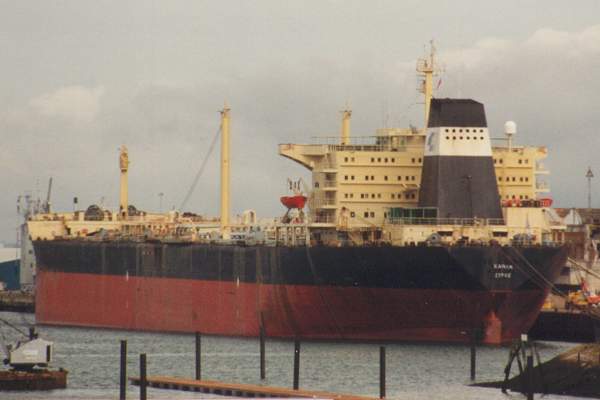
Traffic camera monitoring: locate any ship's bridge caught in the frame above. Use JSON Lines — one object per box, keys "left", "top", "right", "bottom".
{"left": 278, "top": 128, "right": 425, "bottom": 170}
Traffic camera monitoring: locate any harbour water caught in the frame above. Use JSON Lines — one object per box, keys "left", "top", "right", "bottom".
{"left": 0, "top": 311, "right": 585, "bottom": 399}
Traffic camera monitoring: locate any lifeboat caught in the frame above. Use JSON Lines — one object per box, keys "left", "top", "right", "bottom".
{"left": 539, "top": 198, "right": 553, "bottom": 207}
{"left": 280, "top": 195, "right": 307, "bottom": 210}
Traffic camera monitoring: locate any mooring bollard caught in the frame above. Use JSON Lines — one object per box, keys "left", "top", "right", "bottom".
{"left": 470, "top": 330, "right": 477, "bottom": 381}
{"left": 195, "top": 332, "right": 201, "bottom": 380}
{"left": 140, "top": 353, "right": 147, "bottom": 400}
{"left": 527, "top": 354, "right": 534, "bottom": 400}
{"left": 120, "top": 340, "right": 127, "bottom": 400}
{"left": 293, "top": 340, "right": 300, "bottom": 390}
{"left": 260, "top": 328, "right": 266, "bottom": 380}
{"left": 379, "top": 346, "right": 386, "bottom": 399}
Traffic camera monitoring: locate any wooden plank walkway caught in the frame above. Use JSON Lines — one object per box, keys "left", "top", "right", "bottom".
{"left": 130, "top": 376, "right": 378, "bottom": 400}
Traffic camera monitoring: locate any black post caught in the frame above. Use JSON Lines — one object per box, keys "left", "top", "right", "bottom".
{"left": 293, "top": 340, "right": 300, "bottom": 390}
{"left": 140, "top": 353, "right": 147, "bottom": 400}
{"left": 470, "top": 330, "right": 477, "bottom": 381}
{"left": 260, "top": 328, "right": 266, "bottom": 380}
{"left": 379, "top": 346, "right": 386, "bottom": 399}
{"left": 119, "top": 340, "right": 127, "bottom": 400}
{"left": 195, "top": 332, "right": 201, "bottom": 380}
{"left": 527, "top": 354, "right": 534, "bottom": 400}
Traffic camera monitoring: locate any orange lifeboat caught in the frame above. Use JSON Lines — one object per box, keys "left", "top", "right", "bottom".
{"left": 280, "top": 195, "right": 307, "bottom": 210}
{"left": 539, "top": 198, "right": 553, "bottom": 207}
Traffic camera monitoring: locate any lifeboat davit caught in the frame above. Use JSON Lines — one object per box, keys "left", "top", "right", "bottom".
{"left": 280, "top": 195, "right": 307, "bottom": 210}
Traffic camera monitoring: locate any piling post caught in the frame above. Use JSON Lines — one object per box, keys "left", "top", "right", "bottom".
{"left": 379, "top": 346, "right": 386, "bottom": 399}
{"left": 470, "top": 330, "right": 477, "bottom": 381}
{"left": 293, "top": 340, "right": 300, "bottom": 390}
{"left": 527, "top": 354, "right": 534, "bottom": 400}
{"left": 119, "top": 340, "right": 127, "bottom": 400}
{"left": 140, "top": 353, "right": 147, "bottom": 400}
{"left": 195, "top": 332, "right": 201, "bottom": 380}
{"left": 260, "top": 328, "right": 266, "bottom": 380}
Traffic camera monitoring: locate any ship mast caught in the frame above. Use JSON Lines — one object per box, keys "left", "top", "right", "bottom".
{"left": 340, "top": 106, "right": 352, "bottom": 145}
{"left": 417, "top": 41, "right": 438, "bottom": 128}
{"left": 220, "top": 103, "right": 231, "bottom": 232}
{"left": 119, "top": 145, "right": 129, "bottom": 219}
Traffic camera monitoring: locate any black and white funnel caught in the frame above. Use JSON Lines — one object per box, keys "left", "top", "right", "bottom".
{"left": 418, "top": 98, "right": 503, "bottom": 220}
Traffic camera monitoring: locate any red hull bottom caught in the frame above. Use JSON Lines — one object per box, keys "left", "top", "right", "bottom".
{"left": 36, "top": 271, "right": 548, "bottom": 345}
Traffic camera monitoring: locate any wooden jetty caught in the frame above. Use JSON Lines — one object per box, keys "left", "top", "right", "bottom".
{"left": 130, "top": 376, "right": 377, "bottom": 400}
{"left": 0, "top": 291, "right": 34, "bottom": 313}
{"left": 475, "top": 343, "right": 600, "bottom": 398}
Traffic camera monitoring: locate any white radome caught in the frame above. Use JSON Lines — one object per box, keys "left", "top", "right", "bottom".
{"left": 504, "top": 120, "right": 517, "bottom": 135}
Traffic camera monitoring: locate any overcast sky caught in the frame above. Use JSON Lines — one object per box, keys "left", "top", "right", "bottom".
{"left": 2, "top": 1, "right": 600, "bottom": 244}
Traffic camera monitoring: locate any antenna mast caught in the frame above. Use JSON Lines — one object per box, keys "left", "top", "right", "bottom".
{"left": 417, "top": 41, "right": 439, "bottom": 128}
{"left": 586, "top": 167, "right": 594, "bottom": 210}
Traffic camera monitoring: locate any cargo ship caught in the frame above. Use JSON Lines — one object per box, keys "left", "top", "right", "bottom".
{"left": 27, "top": 46, "right": 568, "bottom": 344}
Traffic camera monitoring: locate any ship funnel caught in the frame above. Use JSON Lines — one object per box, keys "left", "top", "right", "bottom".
{"left": 119, "top": 145, "right": 129, "bottom": 219}
{"left": 340, "top": 107, "right": 352, "bottom": 145}
{"left": 419, "top": 98, "right": 502, "bottom": 220}
{"left": 220, "top": 103, "right": 231, "bottom": 232}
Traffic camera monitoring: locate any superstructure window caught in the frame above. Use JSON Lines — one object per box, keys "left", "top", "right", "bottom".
{"left": 384, "top": 176, "right": 388, "bottom": 181}
{"left": 351, "top": 175, "right": 355, "bottom": 180}
{"left": 344, "top": 175, "right": 348, "bottom": 180}
{"left": 364, "top": 212, "right": 369, "bottom": 218}
{"left": 397, "top": 176, "right": 401, "bottom": 181}
{"left": 371, "top": 175, "right": 374, "bottom": 180}
{"left": 377, "top": 157, "right": 381, "bottom": 162}
{"left": 365, "top": 176, "right": 369, "bottom": 180}
{"left": 344, "top": 157, "right": 348, "bottom": 162}
{"left": 370, "top": 212, "right": 375, "bottom": 218}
